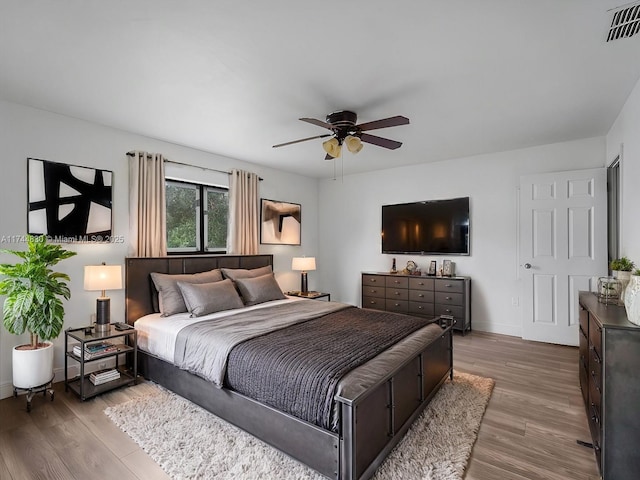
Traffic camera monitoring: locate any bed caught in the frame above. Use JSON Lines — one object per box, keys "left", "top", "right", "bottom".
{"left": 125, "top": 254, "right": 453, "bottom": 480}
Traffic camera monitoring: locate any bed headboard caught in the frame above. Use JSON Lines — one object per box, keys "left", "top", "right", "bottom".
{"left": 125, "top": 254, "right": 274, "bottom": 324}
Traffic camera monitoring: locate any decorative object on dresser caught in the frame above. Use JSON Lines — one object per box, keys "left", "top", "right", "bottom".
{"left": 362, "top": 272, "right": 471, "bottom": 334}
{"left": 578, "top": 291, "right": 640, "bottom": 478}
{"left": 624, "top": 269, "right": 640, "bottom": 326}
{"left": 291, "top": 256, "right": 316, "bottom": 295}
{"left": 84, "top": 263, "right": 123, "bottom": 333}
{"left": 610, "top": 257, "right": 635, "bottom": 304}
{"left": 442, "top": 260, "right": 454, "bottom": 277}
{"left": 596, "top": 276, "right": 622, "bottom": 305}
{"left": 105, "top": 371, "right": 493, "bottom": 480}
{"left": 428, "top": 260, "right": 437, "bottom": 276}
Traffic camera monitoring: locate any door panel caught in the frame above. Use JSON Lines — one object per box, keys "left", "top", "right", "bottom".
{"left": 520, "top": 168, "right": 606, "bottom": 345}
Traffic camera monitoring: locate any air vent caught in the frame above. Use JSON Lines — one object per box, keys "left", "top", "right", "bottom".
{"left": 607, "top": 2, "right": 640, "bottom": 41}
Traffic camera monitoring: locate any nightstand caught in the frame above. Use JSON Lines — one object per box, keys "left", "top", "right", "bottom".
{"left": 286, "top": 291, "right": 331, "bottom": 301}
{"left": 64, "top": 325, "right": 137, "bottom": 400}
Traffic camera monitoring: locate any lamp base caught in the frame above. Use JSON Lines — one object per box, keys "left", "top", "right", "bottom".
{"left": 300, "top": 272, "right": 308, "bottom": 294}
{"left": 96, "top": 297, "right": 111, "bottom": 333}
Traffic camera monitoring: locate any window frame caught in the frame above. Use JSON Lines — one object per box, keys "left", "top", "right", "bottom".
{"left": 165, "top": 178, "right": 228, "bottom": 255}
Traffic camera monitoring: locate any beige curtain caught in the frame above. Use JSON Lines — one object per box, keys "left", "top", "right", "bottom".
{"left": 227, "top": 169, "right": 259, "bottom": 254}
{"left": 129, "top": 151, "right": 167, "bottom": 257}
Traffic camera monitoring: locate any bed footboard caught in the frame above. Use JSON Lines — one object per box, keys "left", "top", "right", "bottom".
{"left": 337, "top": 318, "right": 453, "bottom": 480}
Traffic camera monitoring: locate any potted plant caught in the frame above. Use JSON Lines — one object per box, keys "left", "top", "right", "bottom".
{"left": 610, "top": 257, "right": 636, "bottom": 304}
{"left": 0, "top": 235, "right": 76, "bottom": 389}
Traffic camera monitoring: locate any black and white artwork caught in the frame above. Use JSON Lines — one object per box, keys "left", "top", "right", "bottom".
{"left": 260, "top": 199, "right": 301, "bottom": 245}
{"left": 28, "top": 158, "right": 113, "bottom": 241}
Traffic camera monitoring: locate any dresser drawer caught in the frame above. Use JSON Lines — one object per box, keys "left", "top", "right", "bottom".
{"left": 408, "top": 301, "right": 434, "bottom": 317}
{"left": 362, "top": 285, "right": 386, "bottom": 298}
{"left": 579, "top": 305, "right": 589, "bottom": 337}
{"left": 589, "top": 345, "right": 602, "bottom": 393}
{"left": 589, "top": 316, "right": 602, "bottom": 358}
{"left": 408, "top": 277, "right": 434, "bottom": 291}
{"left": 434, "top": 304, "right": 464, "bottom": 319}
{"left": 363, "top": 274, "right": 385, "bottom": 286}
{"left": 386, "top": 288, "right": 408, "bottom": 301}
{"left": 434, "top": 279, "right": 464, "bottom": 293}
{"left": 386, "top": 299, "right": 409, "bottom": 313}
{"left": 434, "top": 291, "right": 463, "bottom": 306}
{"left": 409, "top": 289, "right": 434, "bottom": 303}
{"left": 385, "top": 276, "right": 409, "bottom": 288}
{"left": 362, "top": 296, "right": 386, "bottom": 310}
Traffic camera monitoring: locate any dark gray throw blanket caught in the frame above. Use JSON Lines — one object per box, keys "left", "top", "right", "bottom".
{"left": 225, "top": 307, "right": 436, "bottom": 432}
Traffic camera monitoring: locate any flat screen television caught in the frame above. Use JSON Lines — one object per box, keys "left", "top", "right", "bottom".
{"left": 382, "top": 197, "right": 470, "bottom": 255}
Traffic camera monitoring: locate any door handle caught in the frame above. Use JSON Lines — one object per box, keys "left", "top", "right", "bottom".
{"left": 523, "top": 263, "right": 532, "bottom": 269}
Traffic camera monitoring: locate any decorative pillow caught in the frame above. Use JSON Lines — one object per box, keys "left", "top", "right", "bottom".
{"left": 221, "top": 265, "right": 273, "bottom": 282}
{"left": 150, "top": 269, "right": 223, "bottom": 316}
{"left": 177, "top": 279, "right": 244, "bottom": 317}
{"left": 235, "top": 273, "right": 286, "bottom": 306}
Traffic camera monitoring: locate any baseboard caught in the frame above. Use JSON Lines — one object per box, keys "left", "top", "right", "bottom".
{"left": 0, "top": 381, "right": 14, "bottom": 400}
{"left": 471, "top": 321, "right": 522, "bottom": 338}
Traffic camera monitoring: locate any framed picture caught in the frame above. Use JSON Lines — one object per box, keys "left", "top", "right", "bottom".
{"left": 28, "top": 158, "right": 113, "bottom": 241}
{"left": 260, "top": 199, "right": 301, "bottom": 245}
{"left": 428, "top": 260, "right": 437, "bottom": 276}
{"left": 443, "top": 259, "right": 454, "bottom": 277}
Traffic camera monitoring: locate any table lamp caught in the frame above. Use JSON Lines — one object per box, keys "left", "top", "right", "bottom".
{"left": 292, "top": 257, "right": 316, "bottom": 295}
{"left": 84, "top": 263, "right": 123, "bottom": 333}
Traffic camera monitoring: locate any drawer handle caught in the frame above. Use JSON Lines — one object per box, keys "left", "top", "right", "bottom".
{"left": 394, "top": 303, "right": 400, "bottom": 307}
{"left": 418, "top": 282, "right": 424, "bottom": 285}
{"left": 395, "top": 292, "right": 401, "bottom": 296}
{"left": 418, "top": 294, "right": 424, "bottom": 298}
{"left": 369, "top": 301, "right": 376, "bottom": 304}
{"left": 417, "top": 306, "right": 423, "bottom": 310}
{"left": 446, "top": 296, "right": 452, "bottom": 300}
{"left": 394, "top": 280, "right": 400, "bottom": 284}
{"left": 445, "top": 309, "right": 451, "bottom": 313}
{"left": 370, "top": 279, "right": 377, "bottom": 282}
{"left": 445, "top": 284, "right": 452, "bottom": 287}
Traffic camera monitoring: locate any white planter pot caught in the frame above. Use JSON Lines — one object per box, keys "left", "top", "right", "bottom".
{"left": 624, "top": 275, "right": 640, "bottom": 326}
{"left": 614, "top": 270, "right": 632, "bottom": 304}
{"left": 12, "top": 341, "right": 54, "bottom": 389}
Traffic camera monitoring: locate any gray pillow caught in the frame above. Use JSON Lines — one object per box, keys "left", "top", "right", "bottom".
{"left": 177, "top": 279, "right": 244, "bottom": 317}
{"left": 150, "top": 269, "right": 223, "bottom": 316}
{"left": 235, "top": 273, "right": 286, "bottom": 306}
{"left": 221, "top": 265, "right": 272, "bottom": 282}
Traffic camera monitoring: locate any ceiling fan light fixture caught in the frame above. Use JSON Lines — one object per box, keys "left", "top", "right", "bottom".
{"left": 322, "top": 137, "right": 341, "bottom": 158}
{"left": 345, "top": 135, "right": 363, "bottom": 154}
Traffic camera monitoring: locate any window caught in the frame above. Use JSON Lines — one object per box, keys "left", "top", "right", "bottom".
{"left": 166, "top": 180, "right": 228, "bottom": 253}
{"left": 607, "top": 157, "right": 620, "bottom": 267}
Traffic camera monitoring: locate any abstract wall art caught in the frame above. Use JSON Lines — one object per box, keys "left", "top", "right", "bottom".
{"left": 260, "top": 198, "right": 301, "bottom": 245}
{"left": 27, "top": 158, "right": 113, "bottom": 241}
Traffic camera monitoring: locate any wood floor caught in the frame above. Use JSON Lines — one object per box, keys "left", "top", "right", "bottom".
{"left": 0, "top": 331, "right": 599, "bottom": 480}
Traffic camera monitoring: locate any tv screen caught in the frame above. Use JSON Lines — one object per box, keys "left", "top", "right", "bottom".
{"left": 382, "top": 197, "right": 470, "bottom": 255}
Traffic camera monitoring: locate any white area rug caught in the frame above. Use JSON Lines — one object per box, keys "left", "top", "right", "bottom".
{"left": 105, "top": 371, "right": 493, "bottom": 480}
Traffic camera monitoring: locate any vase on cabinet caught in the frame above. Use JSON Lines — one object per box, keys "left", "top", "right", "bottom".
{"left": 613, "top": 270, "right": 632, "bottom": 305}
{"left": 624, "top": 275, "right": 640, "bottom": 326}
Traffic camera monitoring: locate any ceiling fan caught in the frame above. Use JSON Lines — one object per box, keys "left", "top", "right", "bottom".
{"left": 273, "top": 110, "right": 410, "bottom": 160}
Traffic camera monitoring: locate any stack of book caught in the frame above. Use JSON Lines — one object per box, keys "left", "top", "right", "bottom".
{"left": 90, "top": 368, "right": 121, "bottom": 386}
{"left": 73, "top": 341, "right": 118, "bottom": 360}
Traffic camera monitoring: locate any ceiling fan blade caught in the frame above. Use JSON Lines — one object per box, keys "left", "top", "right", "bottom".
{"left": 325, "top": 154, "right": 334, "bottom": 161}
{"left": 299, "top": 117, "right": 335, "bottom": 130}
{"left": 357, "top": 116, "right": 410, "bottom": 132}
{"left": 273, "top": 134, "right": 331, "bottom": 148}
{"left": 360, "top": 133, "right": 403, "bottom": 150}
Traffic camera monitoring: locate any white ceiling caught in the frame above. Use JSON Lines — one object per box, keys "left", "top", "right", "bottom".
{"left": 1, "top": 1, "right": 639, "bottom": 178}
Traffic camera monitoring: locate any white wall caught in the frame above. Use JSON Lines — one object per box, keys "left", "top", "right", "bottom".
{"left": 317, "top": 137, "right": 605, "bottom": 337}
{"left": 0, "top": 100, "right": 319, "bottom": 399}
{"left": 607, "top": 76, "right": 640, "bottom": 263}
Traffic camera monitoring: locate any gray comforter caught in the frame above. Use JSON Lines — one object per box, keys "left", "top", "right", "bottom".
{"left": 174, "top": 300, "right": 349, "bottom": 387}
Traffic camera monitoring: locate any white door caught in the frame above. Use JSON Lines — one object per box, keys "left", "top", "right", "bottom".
{"left": 520, "top": 168, "right": 607, "bottom": 346}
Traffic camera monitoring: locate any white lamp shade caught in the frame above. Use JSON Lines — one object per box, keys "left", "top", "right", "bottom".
{"left": 84, "top": 265, "right": 123, "bottom": 291}
{"left": 292, "top": 257, "right": 316, "bottom": 271}
{"left": 345, "top": 135, "right": 363, "bottom": 153}
{"left": 322, "top": 138, "right": 341, "bottom": 158}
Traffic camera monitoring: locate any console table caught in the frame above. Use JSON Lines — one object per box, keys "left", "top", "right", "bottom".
{"left": 578, "top": 291, "right": 640, "bottom": 478}
{"left": 361, "top": 272, "right": 471, "bottom": 334}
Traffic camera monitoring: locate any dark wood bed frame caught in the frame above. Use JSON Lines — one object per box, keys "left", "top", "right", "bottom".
{"left": 125, "top": 254, "right": 453, "bottom": 480}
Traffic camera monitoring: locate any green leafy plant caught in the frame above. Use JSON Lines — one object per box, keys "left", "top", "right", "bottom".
{"left": 0, "top": 235, "right": 76, "bottom": 349}
{"left": 634, "top": 268, "right": 640, "bottom": 276}
{"left": 610, "top": 257, "right": 635, "bottom": 272}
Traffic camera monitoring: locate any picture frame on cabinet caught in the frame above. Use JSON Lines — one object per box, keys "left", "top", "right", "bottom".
{"left": 428, "top": 260, "right": 437, "bottom": 276}
{"left": 443, "top": 259, "right": 454, "bottom": 277}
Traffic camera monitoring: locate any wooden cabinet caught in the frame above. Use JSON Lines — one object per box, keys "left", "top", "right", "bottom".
{"left": 362, "top": 273, "right": 471, "bottom": 334}
{"left": 578, "top": 291, "right": 640, "bottom": 478}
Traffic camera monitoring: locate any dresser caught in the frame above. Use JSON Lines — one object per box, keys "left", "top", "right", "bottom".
{"left": 578, "top": 291, "right": 640, "bottom": 478}
{"left": 361, "top": 272, "right": 471, "bottom": 334}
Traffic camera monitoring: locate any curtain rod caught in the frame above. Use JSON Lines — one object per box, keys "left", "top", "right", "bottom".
{"left": 126, "top": 151, "right": 263, "bottom": 181}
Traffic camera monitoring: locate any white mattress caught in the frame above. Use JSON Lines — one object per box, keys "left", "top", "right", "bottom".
{"left": 134, "top": 297, "right": 301, "bottom": 362}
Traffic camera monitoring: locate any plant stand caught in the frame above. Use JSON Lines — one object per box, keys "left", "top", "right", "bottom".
{"left": 13, "top": 374, "right": 55, "bottom": 412}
